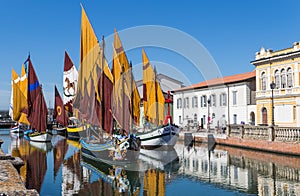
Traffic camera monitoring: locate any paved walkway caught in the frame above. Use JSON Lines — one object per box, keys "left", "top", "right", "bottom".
{"left": 0, "top": 145, "right": 38, "bottom": 195}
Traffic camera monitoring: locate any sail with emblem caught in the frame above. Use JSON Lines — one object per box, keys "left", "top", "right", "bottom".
{"left": 63, "top": 51, "right": 78, "bottom": 116}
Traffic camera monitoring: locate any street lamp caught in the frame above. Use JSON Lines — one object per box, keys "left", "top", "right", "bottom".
{"left": 207, "top": 99, "right": 211, "bottom": 131}
{"left": 270, "top": 81, "right": 276, "bottom": 126}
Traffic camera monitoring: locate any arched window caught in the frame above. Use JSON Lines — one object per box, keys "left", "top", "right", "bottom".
{"left": 274, "top": 70, "right": 280, "bottom": 89}
{"left": 261, "top": 72, "right": 266, "bottom": 90}
{"left": 287, "top": 67, "right": 293, "bottom": 88}
{"left": 281, "top": 68, "right": 286, "bottom": 88}
{"left": 261, "top": 107, "right": 268, "bottom": 125}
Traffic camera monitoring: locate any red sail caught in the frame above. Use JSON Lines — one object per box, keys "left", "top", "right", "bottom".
{"left": 54, "top": 86, "right": 68, "bottom": 126}
{"left": 101, "top": 72, "right": 113, "bottom": 133}
{"left": 27, "top": 58, "right": 48, "bottom": 132}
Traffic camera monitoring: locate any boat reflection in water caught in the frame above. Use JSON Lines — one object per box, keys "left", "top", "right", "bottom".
{"left": 10, "top": 136, "right": 51, "bottom": 193}
{"left": 80, "top": 156, "right": 141, "bottom": 195}
{"left": 8, "top": 130, "right": 300, "bottom": 195}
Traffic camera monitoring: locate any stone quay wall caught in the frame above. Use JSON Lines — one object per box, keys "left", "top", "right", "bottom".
{"left": 180, "top": 124, "right": 300, "bottom": 156}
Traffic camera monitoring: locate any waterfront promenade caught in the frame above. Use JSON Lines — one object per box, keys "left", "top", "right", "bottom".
{"left": 0, "top": 140, "right": 38, "bottom": 195}
{"left": 179, "top": 124, "right": 300, "bottom": 156}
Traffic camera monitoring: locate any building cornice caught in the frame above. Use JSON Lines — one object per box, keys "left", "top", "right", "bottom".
{"left": 251, "top": 50, "right": 300, "bottom": 66}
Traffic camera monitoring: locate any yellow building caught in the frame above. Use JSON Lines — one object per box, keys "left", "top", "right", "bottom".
{"left": 251, "top": 42, "right": 300, "bottom": 127}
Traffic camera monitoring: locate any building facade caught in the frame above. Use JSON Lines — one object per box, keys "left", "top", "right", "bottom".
{"left": 173, "top": 71, "right": 256, "bottom": 129}
{"left": 251, "top": 43, "right": 300, "bottom": 127}
{"left": 136, "top": 73, "right": 185, "bottom": 127}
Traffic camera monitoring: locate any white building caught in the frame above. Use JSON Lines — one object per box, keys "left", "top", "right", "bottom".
{"left": 136, "top": 73, "right": 185, "bottom": 126}
{"left": 172, "top": 71, "right": 256, "bottom": 130}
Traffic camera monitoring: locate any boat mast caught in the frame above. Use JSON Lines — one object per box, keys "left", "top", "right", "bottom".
{"left": 154, "top": 66, "right": 159, "bottom": 126}
{"left": 129, "top": 61, "right": 133, "bottom": 133}
{"left": 121, "top": 64, "right": 126, "bottom": 134}
{"left": 100, "top": 36, "right": 105, "bottom": 137}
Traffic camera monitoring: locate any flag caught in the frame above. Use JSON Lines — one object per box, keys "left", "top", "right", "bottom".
{"left": 54, "top": 86, "right": 68, "bottom": 126}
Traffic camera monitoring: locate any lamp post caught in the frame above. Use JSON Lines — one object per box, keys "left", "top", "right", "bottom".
{"left": 207, "top": 99, "right": 211, "bottom": 132}
{"left": 270, "top": 81, "right": 276, "bottom": 126}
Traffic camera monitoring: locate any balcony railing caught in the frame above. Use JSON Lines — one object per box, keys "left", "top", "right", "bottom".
{"left": 228, "top": 125, "right": 300, "bottom": 142}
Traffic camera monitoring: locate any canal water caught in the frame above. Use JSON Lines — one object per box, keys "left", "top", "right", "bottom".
{"left": 1, "top": 129, "right": 300, "bottom": 195}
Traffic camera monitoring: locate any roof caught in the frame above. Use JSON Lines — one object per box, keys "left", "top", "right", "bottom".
{"left": 173, "top": 70, "right": 256, "bottom": 92}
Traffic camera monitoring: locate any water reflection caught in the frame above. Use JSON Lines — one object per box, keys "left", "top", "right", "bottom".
{"left": 4, "top": 129, "right": 300, "bottom": 195}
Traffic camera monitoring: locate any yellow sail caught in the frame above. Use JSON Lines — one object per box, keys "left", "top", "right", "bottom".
{"left": 113, "top": 29, "right": 140, "bottom": 125}
{"left": 112, "top": 48, "right": 131, "bottom": 132}
{"left": 142, "top": 49, "right": 165, "bottom": 126}
{"left": 75, "top": 5, "right": 101, "bottom": 120}
{"left": 77, "top": 6, "right": 100, "bottom": 102}
{"left": 11, "top": 69, "right": 19, "bottom": 120}
{"left": 18, "top": 64, "right": 30, "bottom": 125}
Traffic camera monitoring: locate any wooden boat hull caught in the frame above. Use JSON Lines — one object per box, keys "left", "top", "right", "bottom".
{"left": 10, "top": 125, "right": 25, "bottom": 134}
{"left": 138, "top": 125, "right": 179, "bottom": 149}
{"left": 66, "top": 125, "right": 87, "bottom": 140}
{"left": 80, "top": 136, "right": 140, "bottom": 166}
{"left": 24, "top": 132, "right": 53, "bottom": 142}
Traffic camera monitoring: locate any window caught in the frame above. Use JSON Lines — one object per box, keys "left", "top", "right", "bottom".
{"left": 177, "top": 98, "right": 182, "bottom": 109}
{"left": 210, "top": 94, "right": 216, "bottom": 106}
{"left": 220, "top": 93, "right": 227, "bottom": 106}
{"left": 274, "top": 70, "right": 280, "bottom": 89}
{"left": 261, "top": 72, "right": 266, "bottom": 90}
{"left": 203, "top": 115, "right": 206, "bottom": 124}
{"left": 287, "top": 67, "right": 293, "bottom": 88}
{"left": 233, "top": 114, "right": 237, "bottom": 124}
{"left": 201, "top": 95, "right": 207, "bottom": 107}
{"left": 184, "top": 97, "right": 189, "bottom": 108}
{"left": 194, "top": 114, "right": 197, "bottom": 127}
{"left": 192, "top": 96, "right": 198, "bottom": 108}
{"left": 281, "top": 68, "right": 286, "bottom": 88}
{"left": 232, "top": 91, "right": 237, "bottom": 105}
{"left": 179, "top": 116, "right": 182, "bottom": 124}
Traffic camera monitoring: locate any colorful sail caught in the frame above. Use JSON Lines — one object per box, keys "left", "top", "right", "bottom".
{"left": 112, "top": 47, "right": 131, "bottom": 132}
{"left": 54, "top": 85, "right": 68, "bottom": 126}
{"left": 12, "top": 65, "right": 30, "bottom": 125}
{"left": 10, "top": 69, "right": 19, "bottom": 119}
{"left": 113, "top": 30, "right": 140, "bottom": 126}
{"left": 142, "top": 49, "right": 165, "bottom": 126}
{"left": 63, "top": 51, "right": 78, "bottom": 115}
{"left": 27, "top": 58, "right": 48, "bottom": 133}
{"left": 74, "top": 6, "right": 101, "bottom": 123}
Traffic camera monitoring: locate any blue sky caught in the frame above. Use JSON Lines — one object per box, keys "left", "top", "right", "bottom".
{"left": 1, "top": 0, "right": 300, "bottom": 109}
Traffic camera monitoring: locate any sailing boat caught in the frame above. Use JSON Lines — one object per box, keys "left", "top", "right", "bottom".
{"left": 53, "top": 85, "right": 68, "bottom": 136}
{"left": 137, "top": 49, "right": 179, "bottom": 149}
{"left": 10, "top": 64, "right": 30, "bottom": 133}
{"left": 61, "top": 51, "right": 86, "bottom": 139}
{"left": 24, "top": 56, "right": 52, "bottom": 142}
{"left": 75, "top": 6, "right": 140, "bottom": 164}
